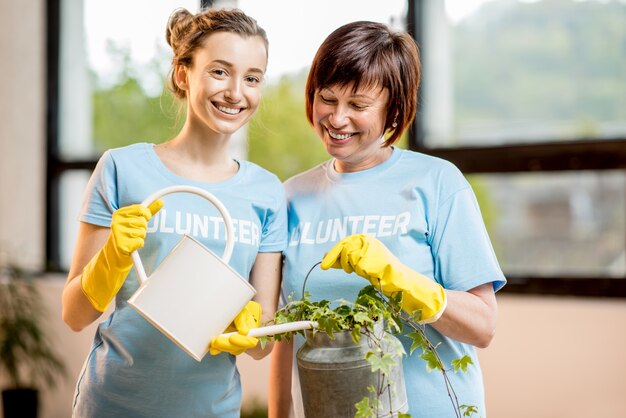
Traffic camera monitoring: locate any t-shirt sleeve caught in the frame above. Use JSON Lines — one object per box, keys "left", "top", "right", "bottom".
{"left": 258, "top": 182, "right": 288, "bottom": 253}
{"left": 78, "top": 150, "right": 119, "bottom": 227}
{"left": 430, "top": 185, "right": 506, "bottom": 293}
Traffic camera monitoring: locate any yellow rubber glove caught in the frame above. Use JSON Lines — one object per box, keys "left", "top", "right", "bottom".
{"left": 80, "top": 200, "right": 164, "bottom": 312}
{"left": 209, "top": 301, "right": 262, "bottom": 356}
{"left": 321, "top": 234, "right": 447, "bottom": 324}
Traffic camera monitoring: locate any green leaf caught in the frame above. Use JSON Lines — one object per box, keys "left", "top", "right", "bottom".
{"left": 410, "top": 308, "right": 423, "bottom": 323}
{"left": 420, "top": 350, "right": 442, "bottom": 372}
{"left": 384, "top": 335, "right": 407, "bottom": 358}
{"left": 353, "top": 311, "right": 370, "bottom": 324}
{"left": 407, "top": 331, "right": 427, "bottom": 354}
{"left": 258, "top": 337, "right": 268, "bottom": 350}
{"left": 365, "top": 352, "right": 396, "bottom": 376}
{"left": 317, "top": 317, "right": 339, "bottom": 337}
{"left": 452, "top": 355, "right": 474, "bottom": 373}
{"left": 354, "top": 397, "right": 375, "bottom": 418}
{"left": 390, "top": 314, "right": 403, "bottom": 333}
{"left": 460, "top": 404, "right": 479, "bottom": 417}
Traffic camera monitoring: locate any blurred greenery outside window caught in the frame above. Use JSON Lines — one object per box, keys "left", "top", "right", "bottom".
{"left": 414, "top": 0, "right": 625, "bottom": 288}
{"left": 52, "top": 0, "right": 626, "bottom": 295}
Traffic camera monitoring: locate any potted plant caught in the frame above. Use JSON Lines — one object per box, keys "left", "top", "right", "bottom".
{"left": 0, "top": 262, "right": 67, "bottom": 418}
{"left": 269, "top": 264, "right": 477, "bottom": 418}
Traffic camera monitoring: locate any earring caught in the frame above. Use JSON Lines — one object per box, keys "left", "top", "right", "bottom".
{"left": 391, "top": 113, "right": 398, "bottom": 128}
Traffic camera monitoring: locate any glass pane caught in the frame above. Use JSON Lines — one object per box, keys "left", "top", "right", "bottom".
{"left": 238, "top": 0, "right": 407, "bottom": 83}
{"left": 55, "top": 0, "right": 409, "bottom": 269}
{"left": 60, "top": 0, "right": 407, "bottom": 171}
{"left": 469, "top": 170, "right": 626, "bottom": 277}
{"left": 58, "top": 0, "right": 198, "bottom": 159}
{"left": 422, "top": 0, "right": 626, "bottom": 147}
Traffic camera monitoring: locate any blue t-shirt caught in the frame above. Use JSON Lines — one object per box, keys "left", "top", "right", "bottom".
{"left": 72, "top": 143, "right": 287, "bottom": 418}
{"left": 282, "top": 147, "right": 505, "bottom": 418}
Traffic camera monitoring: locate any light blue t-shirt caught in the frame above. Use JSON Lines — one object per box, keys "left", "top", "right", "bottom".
{"left": 282, "top": 147, "right": 506, "bottom": 418}
{"left": 72, "top": 143, "right": 287, "bottom": 418}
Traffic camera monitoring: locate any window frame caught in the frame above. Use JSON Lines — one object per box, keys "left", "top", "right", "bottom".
{"left": 407, "top": 0, "right": 626, "bottom": 298}
{"left": 46, "top": 0, "right": 626, "bottom": 297}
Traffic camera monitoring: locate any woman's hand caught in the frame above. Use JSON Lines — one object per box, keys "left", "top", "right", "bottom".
{"left": 80, "top": 200, "right": 163, "bottom": 312}
{"left": 209, "top": 301, "right": 261, "bottom": 356}
{"left": 321, "top": 234, "right": 447, "bottom": 324}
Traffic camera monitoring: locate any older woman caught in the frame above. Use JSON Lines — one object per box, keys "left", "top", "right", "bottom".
{"left": 269, "top": 21, "right": 506, "bottom": 418}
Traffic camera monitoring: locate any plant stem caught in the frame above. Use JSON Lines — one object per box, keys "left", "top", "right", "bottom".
{"left": 401, "top": 318, "right": 462, "bottom": 418}
{"left": 373, "top": 283, "right": 464, "bottom": 418}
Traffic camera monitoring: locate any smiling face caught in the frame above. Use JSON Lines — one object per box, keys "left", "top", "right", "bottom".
{"left": 312, "top": 82, "right": 391, "bottom": 173}
{"left": 177, "top": 31, "right": 267, "bottom": 136}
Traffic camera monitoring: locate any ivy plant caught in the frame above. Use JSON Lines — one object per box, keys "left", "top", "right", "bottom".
{"left": 269, "top": 264, "right": 480, "bottom": 418}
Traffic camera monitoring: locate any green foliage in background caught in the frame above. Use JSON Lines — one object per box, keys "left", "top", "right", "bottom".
{"left": 89, "top": 0, "right": 623, "bottom": 249}
{"left": 466, "top": 175, "right": 497, "bottom": 236}
{"left": 91, "top": 49, "right": 404, "bottom": 183}
{"left": 92, "top": 0, "right": 625, "bottom": 169}
{"left": 247, "top": 71, "right": 328, "bottom": 182}
{"left": 0, "top": 264, "right": 67, "bottom": 389}
{"left": 454, "top": 0, "right": 626, "bottom": 136}
{"left": 92, "top": 81, "right": 182, "bottom": 152}
{"left": 246, "top": 71, "right": 409, "bottom": 182}
{"left": 88, "top": 45, "right": 494, "bottom": 237}
{"left": 92, "top": 44, "right": 182, "bottom": 153}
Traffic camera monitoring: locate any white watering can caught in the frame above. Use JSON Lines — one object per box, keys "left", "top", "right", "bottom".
{"left": 127, "top": 185, "right": 316, "bottom": 362}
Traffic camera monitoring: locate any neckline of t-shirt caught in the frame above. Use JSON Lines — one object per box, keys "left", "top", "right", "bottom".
{"left": 326, "top": 147, "right": 402, "bottom": 182}
{"left": 143, "top": 143, "right": 245, "bottom": 188}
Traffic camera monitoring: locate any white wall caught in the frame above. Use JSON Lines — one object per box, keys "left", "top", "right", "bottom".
{"left": 481, "top": 295, "right": 626, "bottom": 418}
{"left": 0, "top": 1, "right": 46, "bottom": 270}
{"left": 1, "top": 2, "right": 625, "bottom": 418}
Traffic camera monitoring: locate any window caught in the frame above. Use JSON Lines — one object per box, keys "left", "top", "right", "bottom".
{"left": 47, "top": 0, "right": 199, "bottom": 270}
{"left": 47, "top": 0, "right": 407, "bottom": 269}
{"left": 48, "top": 0, "right": 626, "bottom": 296}
{"left": 408, "top": 0, "right": 626, "bottom": 297}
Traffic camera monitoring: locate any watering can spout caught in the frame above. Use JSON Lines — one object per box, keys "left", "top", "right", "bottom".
{"left": 219, "top": 320, "right": 319, "bottom": 339}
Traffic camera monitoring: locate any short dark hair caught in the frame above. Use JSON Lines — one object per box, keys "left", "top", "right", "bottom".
{"left": 305, "top": 21, "right": 421, "bottom": 146}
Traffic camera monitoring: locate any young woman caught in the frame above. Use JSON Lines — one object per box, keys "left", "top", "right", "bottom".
{"left": 269, "top": 21, "right": 506, "bottom": 418}
{"left": 62, "top": 8, "right": 286, "bottom": 417}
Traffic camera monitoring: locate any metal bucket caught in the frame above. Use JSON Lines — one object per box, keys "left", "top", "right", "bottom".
{"left": 296, "top": 325, "right": 408, "bottom": 418}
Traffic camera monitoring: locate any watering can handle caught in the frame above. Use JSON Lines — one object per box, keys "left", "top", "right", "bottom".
{"left": 130, "top": 185, "right": 236, "bottom": 285}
